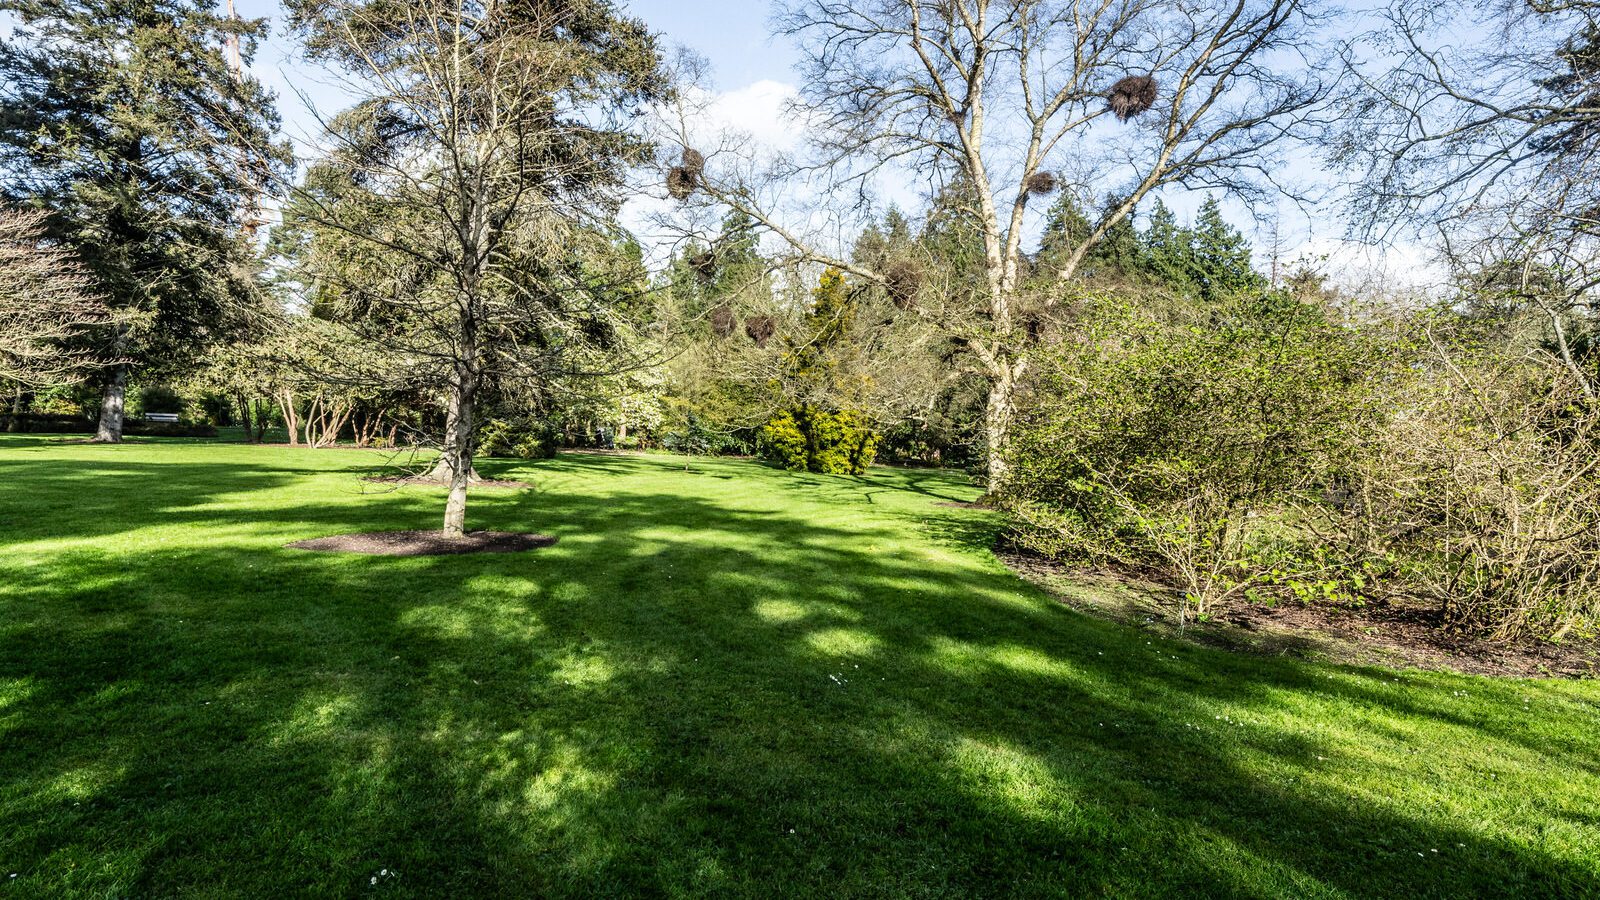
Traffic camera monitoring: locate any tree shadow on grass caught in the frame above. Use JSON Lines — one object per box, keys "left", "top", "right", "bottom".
{"left": 0, "top": 450, "right": 1597, "bottom": 896}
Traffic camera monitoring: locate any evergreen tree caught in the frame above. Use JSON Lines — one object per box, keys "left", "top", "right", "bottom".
{"left": 1038, "top": 194, "right": 1094, "bottom": 264}
{"left": 1141, "top": 200, "right": 1196, "bottom": 295}
{"left": 285, "top": 0, "right": 666, "bottom": 536}
{"left": 0, "top": 0, "right": 291, "bottom": 441}
{"left": 760, "top": 268, "right": 879, "bottom": 474}
{"left": 1188, "top": 196, "right": 1264, "bottom": 303}
{"left": 708, "top": 209, "right": 766, "bottom": 303}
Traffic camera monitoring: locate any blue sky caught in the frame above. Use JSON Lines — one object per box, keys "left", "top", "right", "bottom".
{"left": 240, "top": 0, "right": 798, "bottom": 145}
{"left": 127, "top": 2, "right": 1435, "bottom": 283}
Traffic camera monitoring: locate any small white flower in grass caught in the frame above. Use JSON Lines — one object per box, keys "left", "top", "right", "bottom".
{"left": 372, "top": 876, "right": 378, "bottom": 884}
{"left": 381, "top": 869, "right": 388, "bottom": 876}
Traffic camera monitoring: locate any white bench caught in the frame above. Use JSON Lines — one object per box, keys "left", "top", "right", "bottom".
{"left": 144, "top": 413, "right": 181, "bottom": 424}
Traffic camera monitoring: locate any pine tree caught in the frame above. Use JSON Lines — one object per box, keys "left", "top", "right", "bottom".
{"left": 1038, "top": 194, "right": 1094, "bottom": 264}
{"left": 0, "top": 0, "right": 290, "bottom": 441}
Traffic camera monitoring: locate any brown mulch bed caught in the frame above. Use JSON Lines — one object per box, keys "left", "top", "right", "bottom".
{"left": 361, "top": 475, "right": 531, "bottom": 489}
{"left": 1001, "top": 550, "right": 1600, "bottom": 679}
{"left": 287, "top": 530, "right": 557, "bottom": 556}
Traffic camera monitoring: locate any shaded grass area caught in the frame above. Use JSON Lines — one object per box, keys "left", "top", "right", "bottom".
{"left": 0, "top": 435, "right": 1597, "bottom": 898}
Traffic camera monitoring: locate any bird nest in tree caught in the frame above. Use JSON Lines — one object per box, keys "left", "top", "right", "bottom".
{"left": 1025, "top": 171, "right": 1059, "bottom": 196}
{"left": 710, "top": 303, "right": 737, "bottom": 337}
{"left": 1107, "top": 75, "right": 1158, "bottom": 121}
{"left": 680, "top": 147, "right": 706, "bottom": 174}
{"left": 884, "top": 260, "right": 922, "bottom": 310}
{"left": 745, "top": 314, "right": 776, "bottom": 347}
{"left": 666, "top": 166, "right": 698, "bottom": 200}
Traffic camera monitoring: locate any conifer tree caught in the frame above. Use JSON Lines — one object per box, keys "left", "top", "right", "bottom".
{"left": 1188, "top": 196, "right": 1264, "bottom": 303}
{"left": 1141, "top": 200, "right": 1197, "bottom": 295}
{"left": 0, "top": 0, "right": 290, "bottom": 441}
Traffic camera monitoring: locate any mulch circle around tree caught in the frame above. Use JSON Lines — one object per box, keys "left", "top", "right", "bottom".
{"left": 287, "top": 531, "right": 557, "bottom": 556}
{"left": 361, "top": 475, "right": 531, "bottom": 489}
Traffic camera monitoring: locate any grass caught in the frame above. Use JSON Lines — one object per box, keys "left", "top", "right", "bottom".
{"left": 0, "top": 436, "right": 1597, "bottom": 898}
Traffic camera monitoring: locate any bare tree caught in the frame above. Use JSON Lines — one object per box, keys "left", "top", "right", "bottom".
{"left": 283, "top": 0, "right": 664, "bottom": 537}
{"left": 660, "top": 0, "right": 1333, "bottom": 486}
{"left": 1336, "top": 0, "right": 1600, "bottom": 393}
{"left": 0, "top": 208, "right": 113, "bottom": 387}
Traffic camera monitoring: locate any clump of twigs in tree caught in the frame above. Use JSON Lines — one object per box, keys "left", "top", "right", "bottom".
{"left": 709, "top": 304, "right": 736, "bottom": 337}
{"left": 884, "top": 260, "right": 922, "bottom": 310}
{"left": 745, "top": 315, "right": 775, "bottom": 348}
{"left": 688, "top": 249, "right": 717, "bottom": 283}
{"left": 667, "top": 147, "right": 707, "bottom": 200}
{"left": 1107, "top": 75, "right": 1158, "bottom": 121}
{"left": 666, "top": 166, "right": 698, "bottom": 200}
{"left": 1025, "top": 171, "right": 1058, "bottom": 196}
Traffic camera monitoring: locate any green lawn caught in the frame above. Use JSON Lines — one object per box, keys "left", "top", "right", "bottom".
{"left": 1, "top": 436, "right": 1597, "bottom": 898}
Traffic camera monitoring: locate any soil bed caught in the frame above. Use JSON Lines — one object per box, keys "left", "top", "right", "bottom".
{"left": 361, "top": 475, "right": 530, "bottom": 489}
{"left": 288, "top": 530, "right": 557, "bottom": 556}
{"left": 1002, "top": 549, "right": 1600, "bottom": 679}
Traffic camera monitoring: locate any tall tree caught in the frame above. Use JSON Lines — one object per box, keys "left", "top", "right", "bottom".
{"left": 1142, "top": 200, "right": 1196, "bottom": 295}
{"left": 1187, "top": 196, "right": 1264, "bottom": 303}
{"left": 665, "top": 0, "right": 1332, "bottom": 487}
{"left": 0, "top": 0, "right": 290, "bottom": 441}
{"left": 283, "top": 0, "right": 665, "bottom": 537}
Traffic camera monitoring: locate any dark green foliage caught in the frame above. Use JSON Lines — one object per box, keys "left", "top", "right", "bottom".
{"left": 1534, "top": 22, "right": 1600, "bottom": 156}
{"left": 479, "top": 418, "right": 560, "bottom": 460}
{"left": 0, "top": 414, "right": 215, "bottom": 436}
{"left": 1036, "top": 194, "right": 1140, "bottom": 280}
{"left": 1140, "top": 200, "right": 1197, "bottom": 294}
{"left": 137, "top": 384, "right": 183, "bottom": 415}
{"left": 0, "top": 0, "right": 291, "bottom": 382}
{"left": 1188, "top": 197, "right": 1266, "bottom": 303}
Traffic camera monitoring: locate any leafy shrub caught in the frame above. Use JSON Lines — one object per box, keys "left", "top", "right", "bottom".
{"left": 0, "top": 414, "right": 216, "bottom": 437}
{"left": 1001, "top": 293, "right": 1391, "bottom": 618}
{"left": 760, "top": 410, "right": 808, "bottom": 470}
{"left": 1003, "top": 293, "right": 1600, "bottom": 640}
{"left": 659, "top": 409, "right": 750, "bottom": 456}
{"left": 478, "top": 418, "right": 558, "bottom": 459}
{"left": 137, "top": 384, "right": 184, "bottom": 415}
{"left": 1327, "top": 341, "right": 1600, "bottom": 640}
{"left": 760, "top": 405, "right": 878, "bottom": 475}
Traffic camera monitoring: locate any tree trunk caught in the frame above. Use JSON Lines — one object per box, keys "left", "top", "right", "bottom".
{"left": 93, "top": 363, "right": 129, "bottom": 443}
{"left": 236, "top": 391, "right": 254, "bottom": 442}
{"left": 8, "top": 388, "right": 30, "bottom": 432}
{"left": 279, "top": 390, "right": 300, "bottom": 446}
{"left": 982, "top": 366, "right": 1016, "bottom": 491}
{"left": 440, "top": 369, "right": 477, "bottom": 538}
{"left": 427, "top": 396, "right": 481, "bottom": 483}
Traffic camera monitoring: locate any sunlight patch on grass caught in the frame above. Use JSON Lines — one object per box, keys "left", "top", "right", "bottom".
{"left": 550, "top": 652, "right": 615, "bottom": 689}
{"left": 752, "top": 598, "right": 809, "bottom": 623}
{"left": 803, "top": 627, "right": 882, "bottom": 657}
{"left": 270, "top": 691, "right": 362, "bottom": 744}
{"left": 48, "top": 762, "right": 125, "bottom": 802}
